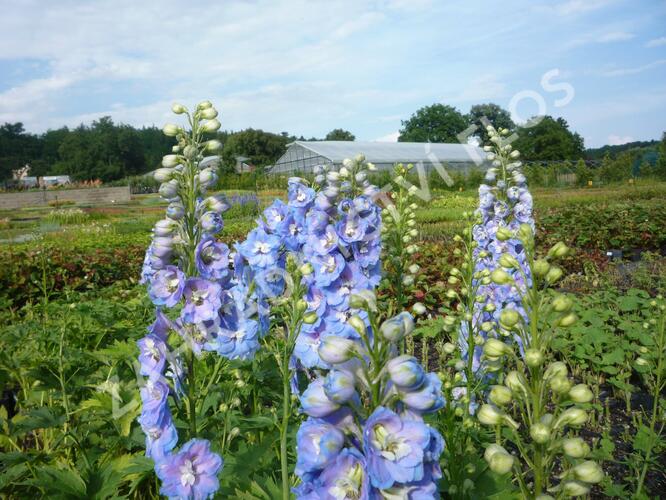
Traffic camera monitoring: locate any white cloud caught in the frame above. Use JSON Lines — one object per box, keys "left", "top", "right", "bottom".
{"left": 596, "top": 31, "right": 634, "bottom": 43}
{"left": 554, "top": 0, "right": 615, "bottom": 16}
{"left": 646, "top": 36, "right": 666, "bottom": 48}
{"left": 608, "top": 134, "right": 634, "bottom": 145}
{"left": 601, "top": 59, "right": 666, "bottom": 77}
{"left": 375, "top": 131, "right": 400, "bottom": 142}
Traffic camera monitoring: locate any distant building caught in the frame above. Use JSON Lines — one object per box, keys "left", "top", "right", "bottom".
{"left": 234, "top": 156, "right": 255, "bottom": 174}
{"left": 268, "top": 140, "right": 486, "bottom": 174}
{"left": 41, "top": 175, "right": 71, "bottom": 187}
{"left": 19, "top": 176, "right": 38, "bottom": 188}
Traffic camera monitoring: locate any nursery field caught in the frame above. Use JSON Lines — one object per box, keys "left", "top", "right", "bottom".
{"left": 0, "top": 177, "right": 665, "bottom": 498}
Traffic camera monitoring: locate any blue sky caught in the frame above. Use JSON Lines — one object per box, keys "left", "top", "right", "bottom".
{"left": 0, "top": 0, "right": 665, "bottom": 147}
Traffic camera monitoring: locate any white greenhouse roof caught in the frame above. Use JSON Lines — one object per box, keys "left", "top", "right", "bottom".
{"left": 270, "top": 141, "right": 486, "bottom": 174}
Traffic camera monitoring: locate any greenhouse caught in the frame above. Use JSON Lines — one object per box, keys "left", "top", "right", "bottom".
{"left": 268, "top": 140, "right": 486, "bottom": 174}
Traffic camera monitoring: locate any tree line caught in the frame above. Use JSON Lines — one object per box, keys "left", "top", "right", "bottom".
{"left": 0, "top": 102, "right": 662, "bottom": 183}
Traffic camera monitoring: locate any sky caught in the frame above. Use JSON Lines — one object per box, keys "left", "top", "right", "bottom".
{"left": 0, "top": 0, "right": 665, "bottom": 148}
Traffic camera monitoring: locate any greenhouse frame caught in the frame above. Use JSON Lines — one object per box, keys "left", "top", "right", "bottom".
{"left": 268, "top": 140, "right": 486, "bottom": 174}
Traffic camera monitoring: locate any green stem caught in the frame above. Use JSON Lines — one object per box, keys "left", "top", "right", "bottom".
{"left": 188, "top": 350, "right": 196, "bottom": 438}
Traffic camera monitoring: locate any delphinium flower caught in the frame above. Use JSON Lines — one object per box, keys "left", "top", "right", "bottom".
{"left": 232, "top": 155, "right": 383, "bottom": 499}
{"left": 137, "top": 101, "right": 261, "bottom": 498}
{"left": 458, "top": 125, "right": 535, "bottom": 379}
{"left": 476, "top": 224, "right": 603, "bottom": 498}
{"left": 380, "top": 162, "right": 422, "bottom": 315}
{"left": 294, "top": 292, "right": 445, "bottom": 498}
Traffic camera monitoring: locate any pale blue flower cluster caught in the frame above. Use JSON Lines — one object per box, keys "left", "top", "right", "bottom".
{"left": 235, "top": 156, "right": 383, "bottom": 370}
{"left": 294, "top": 305, "right": 444, "bottom": 498}
{"left": 461, "top": 126, "right": 534, "bottom": 374}
{"left": 137, "top": 102, "right": 260, "bottom": 499}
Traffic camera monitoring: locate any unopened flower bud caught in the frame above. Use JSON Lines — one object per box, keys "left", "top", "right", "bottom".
{"left": 530, "top": 423, "right": 550, "bottom": 444}
{"left": 499, "top": 253, "right": 519, "bottom": 269}
{"left": 163, "top": 124, "right": 180, "bottom": 136}
{"left": 489, "top": 385, "right": 512, "bottom": 406}
{"left": 484, "top": 338, "right": 512, "bottom": 358}
{"left": 154, "top": 167, "right": 175, "bottom": 182}
{"left": 200, "top": 107, "right": 218, "bottom": 120}
{"left": 562, "top": 437, "right": 590, "bottom": 458}
{"left": 552, "top": 294, "right": 573, "bottom": 312}
{"left": 412, "top": 302, "right": 426, "bottom": 315}
{"left": 348, "top": 315, "right": 367, "bottom": 336}
{"left": 162, "top": 154, "right": 181, "bottom": 168}
{"left": 319, "top": 336, "right": 356, "bottom": 364}
{"left": 490, "top": 269, "right": 512, "bottom": 285}
{"left": 299, "top": 263, "right": 314, "bottom": 276}
{"left": 478, "top": 404, "right": 504, "bottom": 426}
{"left": 569, "top": 384, "right": 593, "bottom": 403}
{"left": 560, "top": 481, "right": 590, "bottom": 496}
{"left": 544, "top": 362, "right": 568, "bottom": 380}
{"left": 573, "top": 461, "right": 603, "bottom": 484}
{"left": 545, "top": 266, "right": 563, "bottom": 283}
{"left": 548, "top": 242, "right": 570, "bottom": 259}
{"left": 555, "top": 408, "right": 587, "bottom": 428}
{"left": 303, "top": 312, "right": 318, "bottom": 324}
{"left": 500, "top": 309, "right": 520, "bottom": 328}
{"left": 201, "top": 119, "right": 221, "bottom": 133}
{"left": 505, "top": 371, "right": 528, "bottom": 398}
{"left": 205, "top": 139, "right": 222, "bottom": 152}
{"left": 443, "top": 342, "right": 456, "bottom": 354}
{"left": 550, "top": 376, "right": 572, "bottom": 395}
{"left": 484, "top": 444, "right": 514, "bottom": 474}
{"left": 496, "top": 227, "right": 513, "bottom": 241}
{"left": 171, "top": 103, "right": 187, "bottom": 114}
{"left": 533, "top": 259, "right": 550, "bottom": 277}
{"left": 557, "top": 313, "right": 577, "bottom": 327}
{"left": 525, "top": 348, "right": 544, "bottom": 367}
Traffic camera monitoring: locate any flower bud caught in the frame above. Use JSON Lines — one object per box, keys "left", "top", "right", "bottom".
{"left": 484, "top": 444, "right": 514, "bottom": 474}
{"left": 162, "top": 154, "right": 181, "bottom": 168}
{"left": 545, "top": 266, "right": 563, "bottom": 283}
{"left": 483, "top": 338, "right": 512, "bottom": 358}
{"left": 569, "top": 384, "right": 593, "bottom": 403}
{"left": 499, "top": 309, "right": 520, "bottom": 328}
{"left": 443, "top": 342, "right": 456, "bottom": 354}
{"left": 200, "top": 107, "right": 218, "bottom": 120}
{"left": 560, "top": 481, "right": 590, "bottom": 496}
{"left": 496, "top": 227, "right": 513, "bottom": 241}
{"left": 201, "top": 119, "right": 221, "bottom": 133}
{"left": 499, "top": 253, "right": 520, "bottom": 269}
{"left": 198, "top": 168, "right": 216, "bottom": 185}
{"left": 299, "top": 263, "right": 314, "bottom": 276}
{"left": 530, "top": 423, "right": 550, "bottom": 444}
{"left": 554, "top": 408, "right": 587, "bottom": 428}
{"left": 504, "top": 371, "right": 527, "bottom": 398}
{"left": 379, "top": 312, "right": 414, "bottom": 342}
{"left": 549, "top": 376, "right": 572, "bottom": 395}
{"left": 197, "top": 100, "right": 213, "bottom": 110}
{"left": 205, "top": 139, "right": 222, "bottom": 152}
{"left": 163, "top": 124, "right": 180, "bottom": 136}
{"left": 318, "top": 336, "right": 356, "bottom": 364}
{"left": 548, "top": 242, "right": 570, "bottom": 259}
{"left": 477, "top": 404, "right": 504, "bottom": 426}
{"left": 303, "top": 312, "right": 318, "bottom": 324}
{"left": 562, "top": 437, "right": 590, "bottom": 458}
{"left": 544, "top": 362, "right": 568, "bottom": 380}
{"left": 533, "top": 259, "right": 550, "bottom": 277}
{"left": 490, "top": 269, "right": 512, "bottom": 285}
{"left": 387, "top": 355, "right": 425, "bottom": 390}
{"left": 154, "top": 167, "right": 175, "bottom": 183}
{"left": 557, "top": 313, "right": 577, "bottom": 327}
{"left": 552, "top": 294, "right": 573, "bottom": 312}
{"left": 171, "top": 103, "right": 187, "bottom": 114}
{"left": 300, "top": 378, "right": 340, "bottom": 417}
{"left": 348, "top": 315, "right": 367, "bottom": 336}
{"left": 412, "top": 302, "right": 426, "bottom": 315}
{"left": 525, "top": 348, "right": 544, "bottom": 367}
{"left": 159, "top": 180, "right": 179, "bottom": 199}
{"left": 518, "top": 223, "right": 532, "bottom": 242}
{"left": 489, "top": 385, "right": 512, "bottom": 406}
{"left": 573, "top": 461, "right": 603, "bottom": 484}
{"left": 323, "top": 370, "right": 357, "bottom": 403}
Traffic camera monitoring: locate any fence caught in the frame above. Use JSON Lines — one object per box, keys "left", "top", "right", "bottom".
{"left": 0, "top": 186, "right": 131, "bottom": 209}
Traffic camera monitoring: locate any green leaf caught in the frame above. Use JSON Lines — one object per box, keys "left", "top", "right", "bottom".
{"left": 11, "top": 407, "right": 65, "bottom": 436}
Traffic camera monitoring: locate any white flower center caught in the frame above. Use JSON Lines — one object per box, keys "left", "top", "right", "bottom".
{"left": 372, "top": 425, "right": 411, "bottom": 462}
{"left": 179, "top": 459, "right": 196, "bottom": 487}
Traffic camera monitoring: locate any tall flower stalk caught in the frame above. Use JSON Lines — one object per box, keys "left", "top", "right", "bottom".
{"left": 137, "top": 102, "right": 261, "bottom": 499}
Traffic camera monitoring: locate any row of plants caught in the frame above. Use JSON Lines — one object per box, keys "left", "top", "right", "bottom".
{"left": 2, "top": 105, "right": 664, "bottom": 498}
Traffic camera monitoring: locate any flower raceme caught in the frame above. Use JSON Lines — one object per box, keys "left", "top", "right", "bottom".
{"left": 137, "top": 102, "right": 262, "bottom": 499}
{"left": 294, "top": 294, "right": 445, "bottom": 498}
